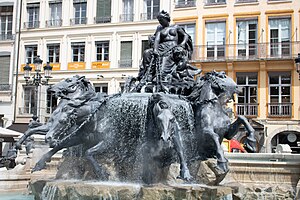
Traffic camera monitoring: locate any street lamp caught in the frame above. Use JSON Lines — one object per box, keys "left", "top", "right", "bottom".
{"left": 295, "top": 53, "right": 300, "bottom": 76}
{"left": 23, "top": 56, "right": 53, "bottom": 121}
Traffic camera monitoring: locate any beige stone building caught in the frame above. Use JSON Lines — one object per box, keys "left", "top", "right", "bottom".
{"left": 9, "top": 0, "right": 300, "bottom": 153}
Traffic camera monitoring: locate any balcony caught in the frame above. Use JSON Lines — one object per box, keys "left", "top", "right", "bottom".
{"left": 19, "top": 107, "right": 35, "bottom": 115}
{"left": 175, "top": 0, "right": 196, "bottom": 8}
{"left": 140, "top": 13, "right": 158, "bottom": 21}
{"left": 236, "top": 0, "right": 258, "bottom": 3}
{"left": 0, "top": 84, "right": 11, "bottom": 91}
{"left": 236, "top": 103, "right": 258, "bottom": 117}
{"left": 205, "top": 0, "right": 226, "bottom": 6}
{"left": 268, "top": 103, "right": 292, "bottom": 117}
{"left": 119, "top": 59, "right": 132, "bottom": 68}
{"left": 94, "top": 16, "right": 111, "bottom": 24}
{"left": 0, "top": 34, "right": 14, "bottom": 41}
{"left": 46, "top": 19, "right": 62, "bottom": 27}
{"left": 120, "top": 14, "right": 134, "bottom": 22}
{"left": 70, "top": 17, "right": 87, "bottom": 25}
{"left": 24, "top": 21, "right": 40, "bottom": 29}
{"left": 191, "top": 41, "right": 300, "bottom": 62}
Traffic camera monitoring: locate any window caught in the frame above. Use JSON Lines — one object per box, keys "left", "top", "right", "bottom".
{"left": 0, "top": 6, "right": 13, "bottom": 40}
{"left": 206, "top": 21, "right": 226, "bottom": 59}
{"left": 73, "top": 1, "right": 87, "bottom": 25}
{"left": 179, "top": 23, "right": 195, "bottom": 44}
{"left": 72, "top": 42, "right": 85, "bottom": 62}
{"left": 94, "top": 84, "right": 108, "bottom": 94}
{"left": 237, "top": 19, "right": 257, "bottom": 58}
{"left": 268, "top": 72, "right": 291, "bottom": 116}
{"left": 236, "top": 72, "right": 258, "bottom": 116}
{"left": 0, "top": 55, "right": 10, "bottom": 91}
{"left": 96, "top": 0, "right": 111, "bottom": 23}
{"left": 121, "top": 0, "right": 134, "bottom": 22}
{"left": 175, "top": 0, "right": 196, "bottom": 8}
{"left": 236, "top": 0, "right": 257, "bottom": 3}
{"left": 269, "top": 18, "right": 291, "bottom": 57}
{"left": 26, "top": 3, "right": 40, "bottom": 28}
{"left": 47, "top": 44, "right": 60, "bottom": 63}
{"left": 0, "top": 115, "right": 3, "bottom": 128}
{"left": 25, "top": 45, "right": 37, "bottom": 64}
{"left": 119, "top": 82, "right": 125, "bottom": 93}
{"left": 120, "top": 41, "right": 132, "bottom": 68}
{"left": 23, "top": 86, "right": 36, "bottom": 114}
{"left": 206, "top": 0, "right": 226, "bottom": 5}
{"left": 142, "top": 0, "right": 160, "bottom": 20}
{"left": 48, "top": 2, "right": 62, "bottom": 27}
{"left": 46, "top": 88, "right": 58, "bottom": 114}
{"left": 96, "top": 41, "right": 109, "bottom": 61}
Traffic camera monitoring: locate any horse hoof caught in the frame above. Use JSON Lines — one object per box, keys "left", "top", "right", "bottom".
{"left": 177, "top": 170, "right": 193, "bottom": 182}
{"left": 244, "top": 138, "right": 256, "bottom": 153}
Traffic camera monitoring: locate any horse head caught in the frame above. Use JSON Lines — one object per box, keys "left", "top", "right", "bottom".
{"left": 45, "top": 106, "right": 77, "bottom": 148}
{"left": 48, "top": 75, "right": 96, "bottom": 101}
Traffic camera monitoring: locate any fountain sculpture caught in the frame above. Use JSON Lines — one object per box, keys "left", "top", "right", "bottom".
{"left": 14, "top": 10, "right": 257, "bottom": 199}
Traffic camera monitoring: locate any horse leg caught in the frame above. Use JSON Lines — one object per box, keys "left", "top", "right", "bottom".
{"left": 225, "top": 115, "right": 256, "bottom": 152}
{"left": 85, "top": 141, "right": 109, "bottom": 180}
{"left": 14, "top": 125, "right": 49, "bottom": 150}
{"left": 205, "top": 128, "right": 229, "bottom": 174}
{"left": 172, "top": 125, "right": 192, "bottom": 181}
{"left": 31, "top": 145, "right": 62, "bottom": 172}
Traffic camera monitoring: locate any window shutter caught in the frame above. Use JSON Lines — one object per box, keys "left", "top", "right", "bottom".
{"left": 121, "top": 41, "right": 132, "bottom": 60}
{"left": 97, "top": 0, "right": 111, "bottom": 18}
{"left": 0, "top": 55, "right": 10, "bottom": 84}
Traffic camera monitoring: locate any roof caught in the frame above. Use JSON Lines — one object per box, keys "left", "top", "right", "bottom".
{"left": 7, "top": 123, "right": 29, "bottom": 133}
{"left": 0, "top": 127, "right": 23, "bottom": 137}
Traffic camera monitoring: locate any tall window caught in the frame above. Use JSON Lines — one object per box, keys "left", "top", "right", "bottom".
{"left": 94, "top": 84, "right": 108, "bottom": 94}
{"left": 73, "top": 1, "right": 87, "bottom": 25}
{"left": 206, "top": 21, "right": 225, "bottom": 59}
{"left": 48, "top": 2, "right": 62, "bottom": 27}
{"left": 96, "top": 0, "right": 111, "bottom": 23}
{"left": 23, "top": 86, "right": 36, "bottom": 114}
{"left": 0, "top": 55, "right": 10, "bottom": 91}
{"left": 179, "top": 23, "right": 195, "bottom": 43}
{"left": 268, "top": 72, "right": 291, "bottom": 116}
{"left": 72, "top": 42, "right": 85, "bottom": 62}
{"left": 143, "top": 0, "right": 160, "bottom": 20}
{"left": 120, "top": 41, "right": 132, "bottom": 68}
{"left": 121, "top": 0, "right": 134, "bottom": 22}
{"left": 236, "top": 72, "right": 258, "bottom": 116}
{"left": 237, "top": 19, "right": 257, "bottom": 58}
{"left": 96, "top": 41, "right": 109, "bottom": 61}
{"left": 25, "top": 45, "right": 37, "bottom": 64}
{"left": 26, "top": 3, "right": 40, "bottom": 28}
{"left": 46, "top": 88, "right": 57, "bottom": 114}
{"left": 0, "top": 6, "right": 13, "bottom": 40}
{"left": 47, "top": 44, "right": 60, "bottom": 63}
{"left": 269, "top": 18, "right": 291, "bottom": 57}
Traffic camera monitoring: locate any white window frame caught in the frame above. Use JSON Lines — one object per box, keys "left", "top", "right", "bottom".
{"left": 236, "top": 19, "right": 257, "bottom": 58}
{"left": 96, "top": 41, "right": 109, "bottom": 61}
{"left": 47, "top": 44, "right": 60, "bottom": 63}
{"left": 25, "top": 45, "right": 37, "bottom": 64}
{"left": 205, "top": 21, "right": 226, "bottom": 59}
{"left": 72, "top": 42, "right": 85, "bottom": 62}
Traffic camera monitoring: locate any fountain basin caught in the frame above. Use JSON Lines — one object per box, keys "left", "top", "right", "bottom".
{"left": 30, "top": 180, "right": 233, "bottom": 200}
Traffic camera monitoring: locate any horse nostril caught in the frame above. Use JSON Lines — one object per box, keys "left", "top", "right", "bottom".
{"left": 45, "top": 136, "right": 52, "bottom": 143}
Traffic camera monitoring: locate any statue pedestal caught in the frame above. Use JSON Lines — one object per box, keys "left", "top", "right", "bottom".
{"left": 30, "top": 180, "right": 233, "bottom": 200}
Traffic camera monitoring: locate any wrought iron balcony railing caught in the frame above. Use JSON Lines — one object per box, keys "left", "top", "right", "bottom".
{"left": 175, "top": 0, "right": 196, "bottom": 8}
{"left": 19, "top": 106, "right": 35, "bottom": 115}
{"left": 191, "top": 41, "right": 300, "bottom": 62}
{"left": 268, "top": 103, "right": 292, "bottom": 117}
{"left": 205, "top": 0, "right": 226, "bottom": 6}
{"left": 119, "top": 59, "right": 132, "bottom": 68}
{"left": 0, "top": 34, "right": 14, "bottom": 41}
{"left": 140, "top": 13, "right": 158, "bottom": 21}
{"left": 24, "top": 21, "right": 40, "bottom": 29}
{"left": 46, "top": 19, "right": 62, "bottom": 27}
{"left": 94, "top": 16, "right": 111, "bottom": 24}
{"left": 0, "top": 84, "right": 11, "bottom": 91}
{"left": 120, "top": 14, "right": 134, "bottom": 22}
{"left": 70, "top": 17, "right": 87, "bottom": 25}
{"left": 236, "top": 103, "right": 258, "bottom": 117}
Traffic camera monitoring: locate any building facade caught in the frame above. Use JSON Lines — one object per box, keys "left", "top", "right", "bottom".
{"left": 13, "top": 0, "right": 300, "bottom": 153}
{"left": 0, "top": 0, "right": 19, "bottom": 128}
